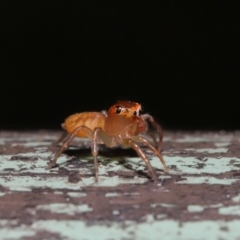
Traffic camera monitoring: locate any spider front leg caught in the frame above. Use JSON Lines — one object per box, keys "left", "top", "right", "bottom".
{"left": 51, "top": 131, "right": 68, "bottom": 146}
{"left": 91, "top": 128, "right": 117, "bottom": 182}
{"left": 91, "top": 128, "right": 101, "bottom": 182}
{"left": 46, "top": 126, "right": 93, "bottom": 170}
{"left": 133, "top": 136, "right": 169, "bottom": 173}
{"left": 127, "top": 139, "right": 157, "bottom": 181}
{"left": 141, "top": 114, "right": 163, "bottom": 152}
{"left": 146, "top": 127, "right": 158, "bottom": 149}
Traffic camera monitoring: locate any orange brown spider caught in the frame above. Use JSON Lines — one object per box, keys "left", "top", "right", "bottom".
{"left": 46, "top": 101, "right": 168, "bottom": 181}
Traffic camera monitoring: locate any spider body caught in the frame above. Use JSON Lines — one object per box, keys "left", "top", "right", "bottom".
{"left": 46, "top": 101, "right": 168, "bottom": 181}
{"left": 64, "top": 112, "right": 105, "bottom": 138}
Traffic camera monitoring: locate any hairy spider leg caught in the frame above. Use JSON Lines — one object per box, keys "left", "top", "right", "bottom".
{"left": 127, "top": 139, "right": 157, "bottom": 181}
{"left": 46, "top": 126, "right": 93, "bottom": 170}
{"left": 141, "top": 114, "right": 163, "bottom": 152}
{"left": 133, "top": 136, "right": 169, "bottom": 173}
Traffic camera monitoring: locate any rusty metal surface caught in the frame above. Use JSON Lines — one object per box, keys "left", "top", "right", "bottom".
{"left": 0, "top": 130, "right": 240, "bottom": 240}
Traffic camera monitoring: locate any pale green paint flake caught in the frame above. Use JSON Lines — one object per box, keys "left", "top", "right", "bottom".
{"left": 36, "top": 203, "right": 92, "bottom": 215}
{"left": 160, "top": 203, "right": 176, "bottom": 208}
{"left": 156, "top": 214, "right": 167, "bottom": 219}
{"left": 0, "top": 153, "right": 69, "bottom": 174}
{"left": 151, "top": 203, "right": 176, "bottom": 208}
{"left": 125, "top": 155, "right": 240, "bottom": 185}
{"left": 112, "top": 210, "right": 120, "bottom": 215}
{"left": 0, "top": 174, "right": 147, "bottom": 191}
{"left": 188, "top": 205, "right": 205, "bottom": 212}
{"left": 11, "top": 142, "right": 50, "bottom": 147}
{"left": 165, "top": 156, "right": 239, "bottom": 174}
{"left": 126, "top": 156, "right": 240, "bottom": 175}
{"left": 232, "top": 194, "right": 240, "bottom": 202}
{"left": 10, "top": 187, "right": 32, "bottom": 192}
{"left": 219, "top": 206, "right": 240, "bottom": 215}
{"left": 105, "top": 192, "right": 121, "bottom": 197}
{"left": 80, "top": 175, "right": 147, "bottom": 187}
{"left": 142, "top": 214, "right": 155, "bottom": 223}
{"left": 26, "top": 219, "right": 240, "bottom": 240}
{"left": 185, "top": 148, "right": 228, "bottom": 153}
{"left": 54, "top": 191, "right": 63, "bottom": 194}
{"left": 1, "top": 139, "right": 240, "bottom": 189}
{"left": 0, "top": 192, "right": 6, "bottom": 197}
{"left": 0, "top": 176, "right": 82, "bottom": 190}
{"left": 174, "top": 135, "right": 232, "bottom": 143}
{"left": 177, "top": 176, "right": 237, "bottom": 185}
{"left": 0, "top": 136, "right": 56, "bottom": 142}
{"left": 186, "top": 204, "right": 224, "bottom": 213}
{"left": 0, "top": 219, "right": 18, "bottom": 225}
{"left": 208, "top": 203, "right": 224, "bottom": 208}
{"left": 0, "top": 229, "right": 35, "bottom": 240}
{"left": 215, "top": 142, "right": 230, "bottom": 147}
{"left": 0, "top": 220, "right": 35, "bottom": 239}
{"left": 67, "top": 192, "right": 87, "bottom": 198}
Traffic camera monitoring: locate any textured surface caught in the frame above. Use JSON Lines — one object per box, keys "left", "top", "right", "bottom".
{"left": 0, "top": 130, "right": 240, "bottom": 239}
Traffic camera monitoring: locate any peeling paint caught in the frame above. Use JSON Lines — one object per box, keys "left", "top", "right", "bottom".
{"left": 0, "top": 228, "right": 35, "bottom": 239}
{"left": 36, "top": 203, "right": 93, "bottom": 215}
{"left": 0, "top": 153, "right": 69, "bottom": 174}
{"left": 105, "top": 192, "right": 121, "bottom": 197}
{"left": 161, "top": 156, "right": 240, "bottom": 175}
{"left": 232, "top": 195, "right": 240, "bottom": 202}
{"left": 0, "top": 175, "right": 147, "bottom": 190}
{"left": 215, "top": 142, "right": 230, "bottom": 147}
{"left": 156, "top": 214, "right": 167, "bottom": 219}
{"left": 151, "top": 203, "right": 176, "bottom": 208}
{"left": 11, "top": 142, "right": 50, "bottom": 147}
{"left": 142, "top": 214, "right": 155, "bottom": 222}
{"left": 112, "top": 210, "right": 120, "bottom": 215}
{"left": 6, "top": 219, "right": 235, "bottom": 240}
{"left": 208, "top": 203, "right": 224, "bottom": 208}
{"left": 53, "top": 191, "right": 63, "bottom": 194}
{"left": 185, "top": 148, "right": 228, "bottom": 153}
{"left": 67, "top": 192, "right": 87, "bottom": 198}
{"left": 0, "top": 220, "right": 35, "bottom": 239}
{"left": 0, "top": 176, "right": 81, "bottom": 190}
{"left": 175, "top": 135, "right": 233, "bottom": 143}
{"left": 177, "top": 176, "right": 237, "bottom": 185}
{"left": 0, "top": 153, "right": 239, "bottom": 189}
{"left": 219, "top": 206, "right": 240, "bottom": 215}
{"left": 1, "top": 131, "right": 240, "bottom": 239}
{"left": 81, "top": 175, "right": 147, "bottom": 186}
{"left": 188, "top": 205, "right": 205, "bottom": 212}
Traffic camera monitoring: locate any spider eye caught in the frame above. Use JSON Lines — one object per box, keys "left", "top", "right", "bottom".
{"left": 115, "top": 106, "right": 122, "bottom": 114}
{"left": 134, "top": 110, "right": 140, "bottom": 116}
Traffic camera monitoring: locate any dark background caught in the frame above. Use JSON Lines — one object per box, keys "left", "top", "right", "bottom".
{"left": 1, "top": 2, "right": 239, "bottom": 130}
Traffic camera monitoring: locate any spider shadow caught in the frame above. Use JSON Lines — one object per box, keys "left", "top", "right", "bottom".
{"left": 59, "top": 145, "right": 157, "bottom": 179}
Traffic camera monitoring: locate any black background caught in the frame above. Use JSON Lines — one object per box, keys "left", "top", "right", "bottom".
{"left": 1, "top": 2, "right": 239, "bottom": 130}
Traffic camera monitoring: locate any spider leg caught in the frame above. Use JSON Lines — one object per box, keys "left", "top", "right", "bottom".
{"left": 51, "top": 131, "right": 69, "bottom": 146}
{"left": 146, "top": 127, "right": 158, "bottom": 149}
{"left": 91, "top": 128, "right": 100, "bottom": 182}
{"left": 127, "top": 139, "right": 157, "bottom": 181}
{"left": 91, "top": 128, "right": 118, "bottom": 182}
{"left": 46, "top": 126, "right": 93, "bottom": 170}
{"left": 141, "top": 114, "right": 163, "bottom": 152}
{"left": 133, "top": 136, "right": 168, "bottom": 173}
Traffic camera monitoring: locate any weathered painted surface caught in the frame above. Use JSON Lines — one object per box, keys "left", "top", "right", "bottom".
{"left": 0, "top": 130, "right": 240, "bottom": 239}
